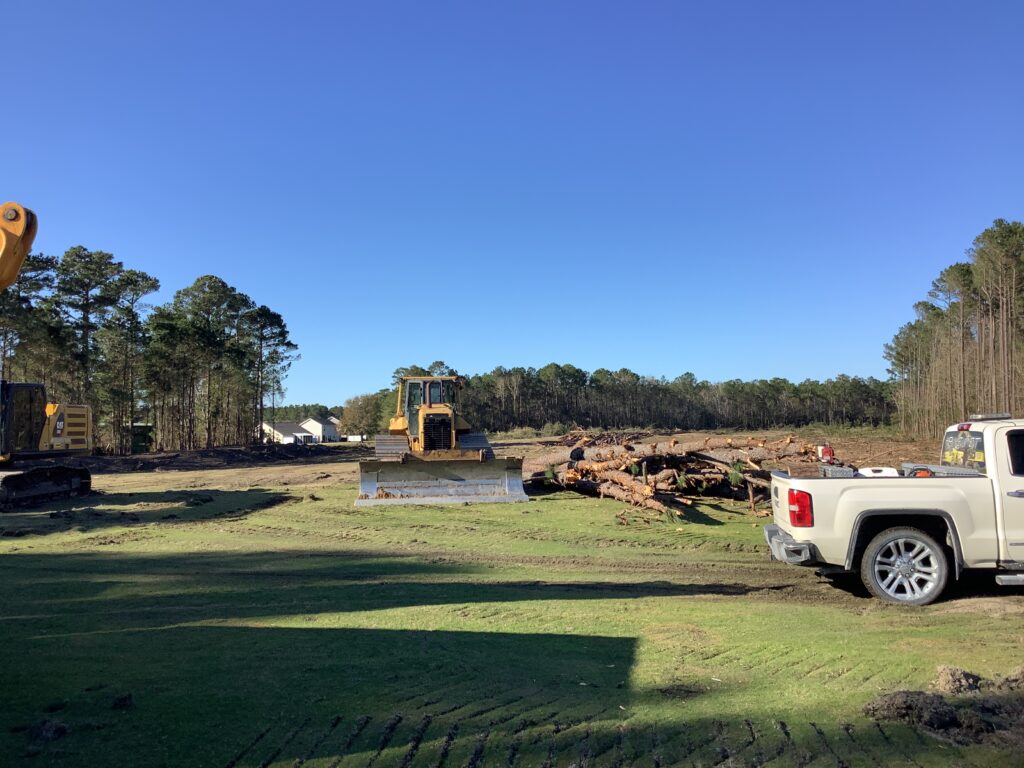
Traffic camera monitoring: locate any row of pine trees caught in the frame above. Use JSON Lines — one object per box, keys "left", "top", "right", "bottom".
{"left": 885, "top": 219, "right": 1024, "bottom": 436}
{"left": 0, "top": 247, "right": 297, "bottom": 453}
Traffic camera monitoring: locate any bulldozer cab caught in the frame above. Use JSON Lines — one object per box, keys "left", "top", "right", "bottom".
{"left": 392, "top": 376, "right": 463, "bottom": 452}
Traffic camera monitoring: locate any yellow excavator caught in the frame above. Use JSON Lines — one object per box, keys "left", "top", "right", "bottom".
{"left": 0, "top": 201, "right": 93, "bottom": 508}
{"left": 356, "top": 375, "right": 527, "bottom": 506}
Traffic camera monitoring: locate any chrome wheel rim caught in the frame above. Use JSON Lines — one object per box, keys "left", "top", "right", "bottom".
{"left": 873, "top": 537, "right": 941, "bottom": 601}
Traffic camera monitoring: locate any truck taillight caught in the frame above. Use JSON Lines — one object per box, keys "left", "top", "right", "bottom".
{"left": 788, "top": 489, "right": 813, "bottom": 527}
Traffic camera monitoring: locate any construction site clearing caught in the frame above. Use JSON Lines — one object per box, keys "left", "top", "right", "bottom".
{"left": 3, "top": 428, "right": 1024, "bottom": 767}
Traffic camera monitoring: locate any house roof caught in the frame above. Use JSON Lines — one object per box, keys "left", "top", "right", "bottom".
{"left": 263, "top": 421, "right": 312, "bottom": 436}
{"left": 300, "top": 417, "right": 334, "bottom": 427}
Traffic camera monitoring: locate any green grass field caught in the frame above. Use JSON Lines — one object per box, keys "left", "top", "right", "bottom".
{"left": 2, "top": 467, "right": 1021, "bottom": 766}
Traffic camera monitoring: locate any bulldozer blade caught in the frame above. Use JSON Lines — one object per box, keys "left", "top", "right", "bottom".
{"left": 356, "top": 456, "right": 528, "bottom": 506}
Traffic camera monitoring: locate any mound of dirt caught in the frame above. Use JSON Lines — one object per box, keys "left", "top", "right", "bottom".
{"left": 935, "top": 665, "right": 982, "bottom": 694}
{"left": 994, "top": 665, "right": 1024, "bottom": 692}
{"left": 863, "top": 691, "right": 959, "bottom": 730}
{"left": 865, "top": 667, "right": 1024, "bottom": 748}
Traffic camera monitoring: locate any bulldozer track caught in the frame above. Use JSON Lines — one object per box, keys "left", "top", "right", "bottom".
{"left": 223, "top": 705, "right": 984, "bottom": 768}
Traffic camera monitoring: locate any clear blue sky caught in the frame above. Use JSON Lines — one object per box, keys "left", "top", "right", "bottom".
{"left": 10, "top": 1, "right": 1023, "bottom": 405}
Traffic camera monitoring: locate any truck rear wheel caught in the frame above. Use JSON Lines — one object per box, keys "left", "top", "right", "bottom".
{"left": 860, "top": 527, "right": 948, "bottom": 605}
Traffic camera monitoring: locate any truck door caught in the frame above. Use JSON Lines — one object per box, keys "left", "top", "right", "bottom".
{"left": 995, "top": 428, "right": 1024, "bottom": 564}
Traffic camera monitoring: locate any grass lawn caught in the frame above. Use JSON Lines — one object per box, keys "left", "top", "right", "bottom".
{"left": 1, "top": 466, "right": 1021, "bottom": 766}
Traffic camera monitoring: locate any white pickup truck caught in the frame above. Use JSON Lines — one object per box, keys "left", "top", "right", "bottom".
{"left": 765, "top": 414, "right": 1024, "bottom": 605}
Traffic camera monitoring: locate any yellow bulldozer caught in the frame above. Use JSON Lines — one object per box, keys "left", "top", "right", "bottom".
{"left": 356, "top": 375, "right": 528, "bottom": 506}
{"left": 0, "top": 201, "right": 93, "bottom": 508}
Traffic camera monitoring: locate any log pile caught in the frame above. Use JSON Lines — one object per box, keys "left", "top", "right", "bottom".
{"left": 549, "top": 435, "right": 823, "bottom": 519}
{"left": 556, "top": 430, "right": 653, "bottom": 448}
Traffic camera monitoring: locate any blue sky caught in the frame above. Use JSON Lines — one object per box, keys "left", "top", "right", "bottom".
{"left": 10, "top": 1, "right": 1023, "bottom": 404}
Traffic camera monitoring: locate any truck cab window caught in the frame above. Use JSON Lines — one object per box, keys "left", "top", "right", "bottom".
{"left": 1008, "top": 431, "right": 1024, "bottom": 476}
{"left": 428, "top": 380, "right": 442, "bottom": 405}
{"left": 941, "top": 430, "right": 986, "bottom": 472}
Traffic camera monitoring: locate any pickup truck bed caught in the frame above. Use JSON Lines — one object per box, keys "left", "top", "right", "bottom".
{"left": 765, "top": 417, "right": 1024, "bottom": 604}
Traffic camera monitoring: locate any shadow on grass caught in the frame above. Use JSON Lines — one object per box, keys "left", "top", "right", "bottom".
{"left": 816, "top": 567, "right": 1024, "bottom": 604}
{"left": 0, "top": 489, "right": 290, "bottom": 538}
{"left": 0, "top": 549, "right": 997, "bottom": 766}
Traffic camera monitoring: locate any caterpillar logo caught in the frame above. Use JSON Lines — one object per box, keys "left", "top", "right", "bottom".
{"left": 53, "top": 412, "right": 65, "bottom": 437}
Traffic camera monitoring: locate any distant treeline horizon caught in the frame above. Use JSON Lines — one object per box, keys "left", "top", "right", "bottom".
{"left": 325, "top": 362, "right": 893, "bottom": 437}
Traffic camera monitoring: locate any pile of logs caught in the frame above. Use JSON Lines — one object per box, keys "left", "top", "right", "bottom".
{"left": 550, "top": 435, "right": 822, "bottom": 518}
{"left": 556, "top": 430, "right": 653, "bottom": 448}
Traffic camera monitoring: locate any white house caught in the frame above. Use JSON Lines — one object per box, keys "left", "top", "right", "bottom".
{"left": 262, "top": 421, "right": 315, "bottom": 445}
{"left": 300, "top": 417, "right": 339, "bottom": 443}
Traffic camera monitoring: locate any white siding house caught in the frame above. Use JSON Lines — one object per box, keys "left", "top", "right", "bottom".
{"left": 262, "top": 421, "right": 315, "bottom": 445}
{"left": 300, "top": 417, "right": 339, "bottom": 443}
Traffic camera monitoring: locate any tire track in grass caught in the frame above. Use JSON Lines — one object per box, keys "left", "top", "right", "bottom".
{"left": 810, "top": 723, "right": 849, "bottom": 768}
{"left": 323, "top": 715, "right": 371, "bottom": 768}
{"left": 821, "top": 663, "right": 866, "bottom": 687}
{"left": 742, "top": 719, "right": 791, "bottom": 767}
{"left": 462, "top": 695, "right": 525, "bottom": 723}
{"left": 454, "top": 697, "right": 559, "bottom": 767}
{"left": 464, "top": 728, "right": 491, "bottom": 768}
{"left": 839, "top": 723, "right": 884, "bottom": 768}
{"left": 397, "top": 715, "right": 433, "bottom": 768}
{"left": 870, "top": 723, "right": 924, "bottom": 768}
{"left": 709, "top": 719, "right": 738, "bottom": 767}
{"left": 586, "top": 716, "right": 631, "bottom": 764}
{"left": 551, "top": 707, "right": 611, "bottom": 762}
{"left": 608, "top": 723, "right": 626, "bottom": 768}
{"left": 487, "top": 697, "right": 559, "bottom": 728}
{"left": 649, "top": 727, "right": 663, "bottom": 768}
{"left": 223, "top": 724, "right": 275, "bottom": 768}
{"left": 503, "top": 713, "right": 548, "bottom": 768}
{"left": 780, "top": 721, "right": 820, "bottom": 768}
{"left": 732, "top": 718, "right": 774, "bottom": 767}
{"left": 432, "top": 700, "right": 474, "bottom": 718}
{"left": 673, "top": 718, "right": 725, "bottom": 764}
{"left": 366, "top": 713, "right": 403, "bottom": 768}
{"left": 431, "top": 723, "right": 458, "bottom": 768}
{"left": 291, "top": 715, "right": 342, "bottom": 768}
{"left": 257, "top": 717, "right": 311, "bottom": 768}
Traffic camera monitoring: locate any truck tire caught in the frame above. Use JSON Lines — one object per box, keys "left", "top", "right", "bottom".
{"left": 860, "top": 527, "right": 948, "bottom": 606}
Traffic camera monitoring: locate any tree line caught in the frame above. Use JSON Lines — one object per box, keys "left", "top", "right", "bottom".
{"left": 262, "top": 403, "right": 343, "bottom": 424}
{"left": 337, "top": 361, "right": 892, "bottom": 437}
{"left": 0, "top": 247, "right": 297, "bottom": 453}
{"left": 885, "top": 218, "right": 1024, "bottom": 436}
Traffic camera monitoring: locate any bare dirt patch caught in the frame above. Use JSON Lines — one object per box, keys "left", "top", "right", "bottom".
{"left": 934, "top": 666, "right": 982, "bottom": 695}
{"left": 865, "top": 666, "right": 1024, "bottom": 748}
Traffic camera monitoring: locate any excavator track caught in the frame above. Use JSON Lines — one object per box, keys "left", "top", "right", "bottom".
{"left": 0, "top": 466, "right": 92, "bottom": 510}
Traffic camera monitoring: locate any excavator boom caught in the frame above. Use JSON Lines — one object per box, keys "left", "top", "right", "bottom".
{"left": 0, "top": 202, "right": 38, "bottom": 292}
{"left": 0, "top": 202, "right": 94, "bottom": 510}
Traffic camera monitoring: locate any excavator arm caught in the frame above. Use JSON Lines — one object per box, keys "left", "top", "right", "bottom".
{"left": 0, "top": 202, "right": 38, "bottom": 292}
